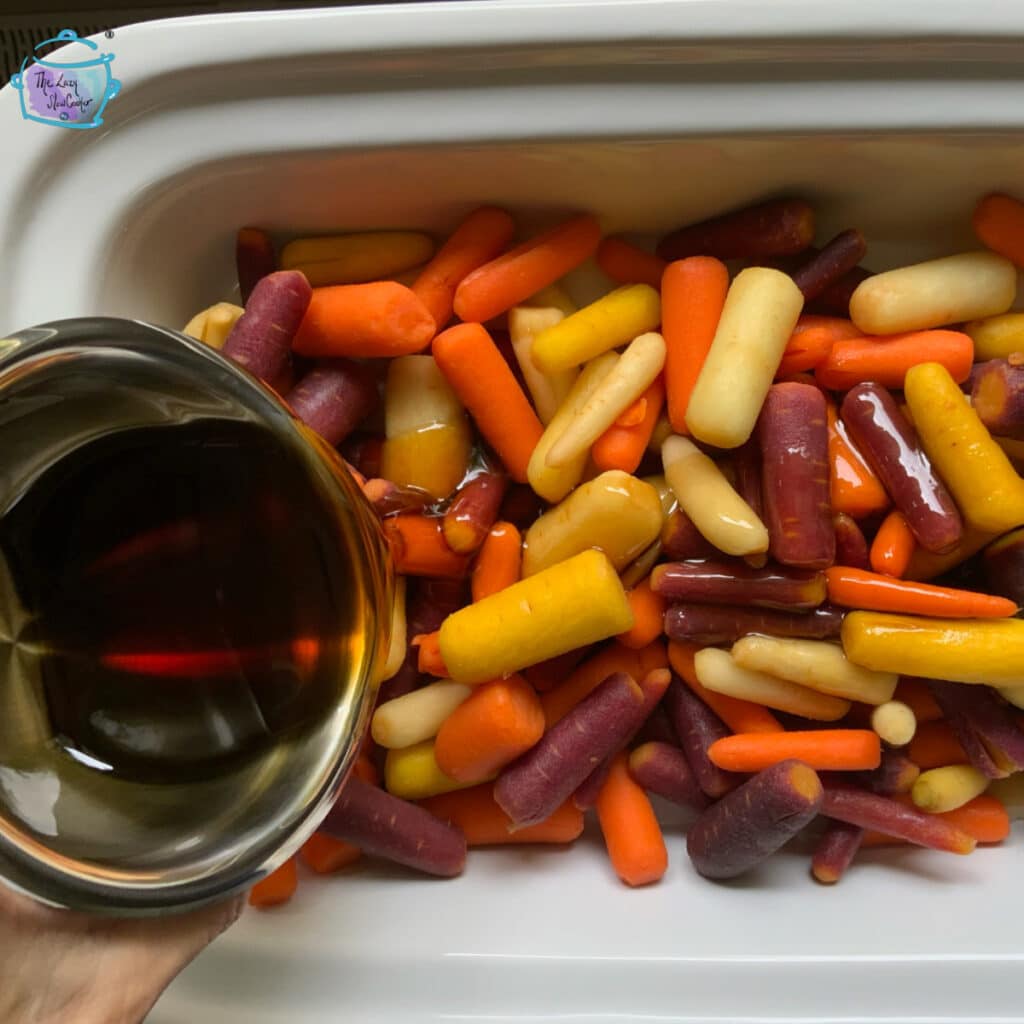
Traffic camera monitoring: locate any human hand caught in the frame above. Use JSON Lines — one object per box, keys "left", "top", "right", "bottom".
{"left": 0, "top": 883, "right": 243, "bottom": 1024}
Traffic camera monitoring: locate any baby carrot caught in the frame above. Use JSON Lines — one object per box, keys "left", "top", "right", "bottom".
{"left": 814, "top": 330, "right": 974, "bottom": 391}
{"left": 248, "top": 857, "right": 298, "bottom": 908}
{"left": 292, "top": 281, "right": 436, "bottom": 358}
{"left": 434, "top": 674, "right": 544, "bottom": 783}
{"left": 413, "top": 631, "right": 449, "bottom": 677}
{"left": 777, "top": 315, "right": 860, "bottom": 377}
{"left": 420, "top": 786, "right": 584, "bottom": 846}
{"left": 596, "top": 237, "right": 667, "bottom": 287}
{"left": 595, "top": 752, "right": 668, "bottom": 887}
{"left": 616, "top": 576, "right": 668, "bottom": 650}
{"left": 826, "top": 566, "right": 1018, "bottom": 619}
{"left": 591, "top": 377, "right": 666, "bottom": 474}
{"left": 939, "top": 794, "right": 1011, "bottom": 843}
{"left": 870, "top": 509, "right": 916, "bottom": 578}
{"left": 433, "top": 323, "right": 544, "bottom": 483}
{"left": 708, "top": 730, "right": 882, "bottom": 773}
{"left": 661, "top": 256, "right": 730, "bottom": 434}
{"left": 471, "top": 521, "right": 522, "bottom": 602}
{"left": 454, "top": 214, "right": 601, "bottom": 323}
{"left": 412, "top": 206, "right": 516, "bottom": 329}
{"left": 300, "top": 833, "right": 361, "bottom": 874}
{"left": 909, "top": 720, "right": 969, "bottom": 769}
{"left": 383, "top": 515, "right": 471, "bottom": 579}
{"left": 826, "top": 401, "right": 890, "bottom": 519}
{"left": 973, "top": 193, "right": 1024, "bottom": 268}
{"left": 668, "top": 640, "right": 784, "bottom": 735}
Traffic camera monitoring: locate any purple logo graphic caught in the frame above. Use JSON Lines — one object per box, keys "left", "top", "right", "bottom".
{"left": 11, "top": 29, "right": 120, "bottom": 130}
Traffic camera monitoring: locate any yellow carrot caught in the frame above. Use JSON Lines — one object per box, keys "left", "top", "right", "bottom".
{"left": 522, "top": 470, "right": 662, "bottom": 576}
{"left": 384, "top": 739, "right": 479, "bottom": 800}
{"left": 439, "top": 549, "right": 633, "bottom": 684}
{"left": 531, "top": 284, "right": 661, "bottom": 373}
{"left": 841, "top": 612, "right": 1024, "bottom": 686}
{"left": 904, "top": 362, "right": 1024, "bottom": 534}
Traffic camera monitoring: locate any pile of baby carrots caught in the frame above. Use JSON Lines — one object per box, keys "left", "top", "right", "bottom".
{"left": 183, "top": 191, "right": 1024, "bottom": 909}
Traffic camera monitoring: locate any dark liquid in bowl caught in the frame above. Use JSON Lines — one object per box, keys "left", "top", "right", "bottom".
{"left": 0, "top": 343, "right": 373, "bottom": 870}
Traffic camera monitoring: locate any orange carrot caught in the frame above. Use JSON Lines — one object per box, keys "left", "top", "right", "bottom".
{"left": 909, "top": 720, "right": 969, "bottom": 769}
{"left": 541, "top": 640, "right": 668, "bottom": 727}
{"left": 383, "top": 514, "right": 471, "bottom": 579}
{"left": 300, "top": 833, "right": 362, "bottom": 874}
{"left": 616, "top": 577, "right": 668, "bottom": 650}
{"left": 413, "top": 630, "right": 449, "bottom": 677}
{"left": 248, "top": 857, "right": 298, "bottom": 908}
{"left": 595, "top": 752, "right": 667, "bottom": 886}
{"left": 708, "top": 730, "right": 882, "bottom": 773}
{"left": 591, "top": 377, "right": 666, "bottom": 473}
{"left": 939, "top": 794, "right": 1011, "bottom": 843}
{"left": 667, "top": 640, "right": 784, "bottom": 735}
{"left": 826, "top": 566, "right": 1018, "bottom": 619}
{"left": 777, "top": 315, "right": 860, "bottom": 377}
{"left": 292, "top": 282, "right": 436, "bottom": 358}
{"left": 432, "top": 323, "right": 544, "bottom": 483}
{"left": 814, "top": 330, "right": 974, "bottom": 391}
{"left": 661, "top": 256, "right": 730, "bottom": 434}
{"left": 353, "top": 753, "right": 379, "bottom": 786}
{"left": 411, "top": 206, "right": 516, "bottom": 330}
{"left": 826, "top": 401, "right": 890, "bottom": 519}
{"left": 973, "top": 193, "right": 1024, "bottom": 268}
{"left": 420, "top": 785, "right": 584, "bottom": 846}
{"left": 434, "top": 675, "right": 544, "bottom": 783}
{"left": 893, "top": 678, "right": 944, "bottom": 725}
{"left": 870, "top": 509, "right": 916, "bottom": 578}
{"left": 453, "top": 214, "right": 601, "bottom": 323}
{"left": 471, "top": 521, "right": 522, "bottom": 602}
{"left": 596, "top": 237, "right": 667, "bottom": 288}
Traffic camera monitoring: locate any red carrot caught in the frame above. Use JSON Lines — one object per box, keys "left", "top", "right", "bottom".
{"left": 443, "top": 470, "right": 508, "bottom": 554}
{"left": 236, "top": 227, "right": 275, "bottom": 304}
{"left": 284, "top": 359, "right": 378, "bottom": 446}
{"left": 432, "top": 323, "right": 544, "bottom": 483}
{"left": 454, "top": 214, "right": 601, "bottom": 323}
{"left": 628, "top": 741, "right": 708, "bottom": 811}
{"left": 412, "top": 206, "right": 516, "bottom": 330}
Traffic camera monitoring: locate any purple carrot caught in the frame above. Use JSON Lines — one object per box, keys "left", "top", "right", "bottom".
{"left": 820, "top": 782, "right": 975, "bottom": 854}
{"left": 651, "top": 560, "right": 826, "bottom": 610}
{"left": 223, "top": 270, "right": 312, "bottom": 385}
{"left": 236, "top": 227, "right": 276, "bottom": 304}
{"left": 811, "top": 819, "right": 864, "bottom": 884}
{"left": 662, "top": 676, "right": 736, "bottom": 798}
{"left": 664, "top": 603, "right": 844, "bottom": 646}
{"left": 927, "top": 680, "right": 1024, "bottom": 778}
{"left": 495, "top": 672, "right": 648, "bottom": 827}
{"left": 285, "top": 359, "right": 378, "bottom": 446}
{"left": 757, "top": 382, "right": 835, "bottom": 570}
{"left": 791, "top": 229, "right": 867, "bottom": 303}
{"left": 833, "top": 513, "right": 871, "bottom": 570}
{"left": 321, "top": 775, "right": 466, "bottom": 877}
{"left": 687, "top": 760, "right": 823, "bottom": 879}
{"left": 628, "top": 741, "right": 708, "bottom": 811}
